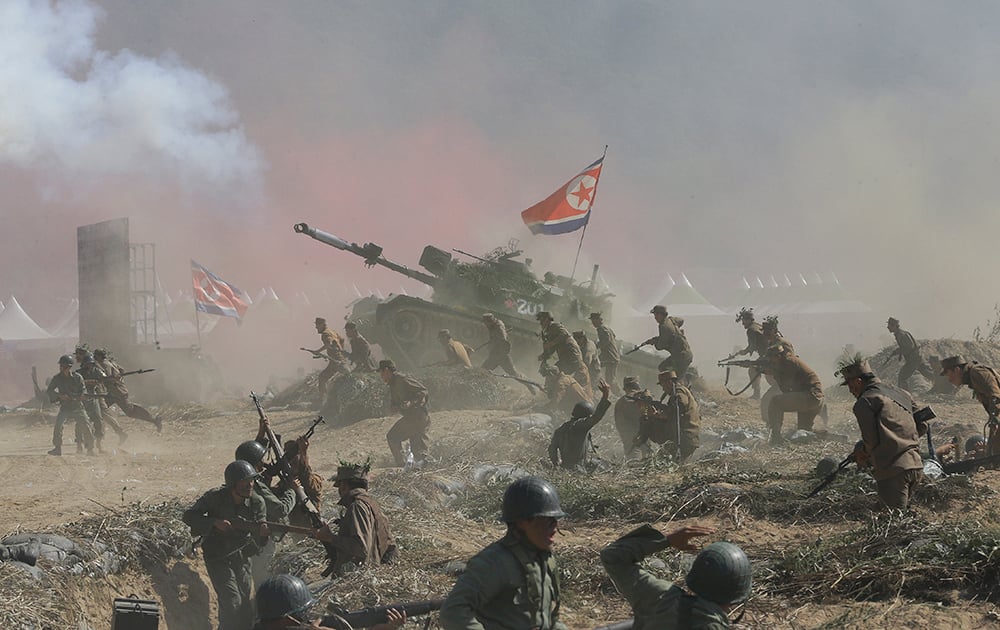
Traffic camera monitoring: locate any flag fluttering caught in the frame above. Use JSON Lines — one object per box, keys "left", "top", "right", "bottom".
{"left": 520, "top": 155, "right": 604, "bottom": 235}
{"left": 191, "top": 260, "right": 250, "bottom": 321}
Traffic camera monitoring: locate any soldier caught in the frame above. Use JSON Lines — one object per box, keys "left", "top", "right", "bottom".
{"left": 438, "top": 329, "right": 473, "bottom": 369}
{"left": 887, "top": 317, "right": 936, "bottom": 389}
{"left": 75, "top": 352, "right": 109, "bottom": 453}
{"left": 940, "top": 355, "right": 1000, "bottom": 456}
{"left": 480, "top": 313, "right": 522, "bottom": 377}
{"left": 440, "top": 476, "right": 568, "bottom": 630}
{"left": 615, "top": 376, "right": 652, "bottom": 461}
{"left": 730, "top": 307, "right": 767, "bottom": 400}
{"left": 601, "top": 524, "right": 750, "bottom": 629}
{"left": 379, "top": 360, "right": 431, "bottom": 468}
{"left": 539, "top": 363, "right": 592, "bottom": 418}
{"left": 308, "top": 317, "right": 351, "bottom": 392}
{"left": 758, "top": 343, "right": 824, "bottom": 445}
{"left": 536, "top": 311, "right": 591, "bottom": 392}
{"left": 644, "top": 305, "right": 694, "bottom": 376}
{"left": 93, "top": 348, "right": 162, "bottom": 433}
{"left": 80, "top": 350, "right": 129, "bottom": 445}
{"left": 633, "top": 370, "right": 701, "bottom": 461}
{"left": 839, "top": 357, "right": 924, "bottom": 509}
{"left": 46, "top": 355, "right": 93, "bottom": 456}
{"left": 234, "top": 440, "right": 297, "bottom": 591}
{"left": 182, "top": 460, "right": 268, "bottom": 630}
{"left": 548, "top": 380, "right": 611, "bottom": 472}
{"left": 589, "top": 312, "right": 621, "bottom": 395}
{"left": 572, "top": 330, "right": 601, "bottom": 389}
{"left": 760, "top": 315, "right": 793, "bottom": 352}
{"left": 316, "top": 460, "right": 398, "bottom": 575}
{"left": 254, "top": 574, "right": 405, "bottom": 630}
{"left": 344, "top": 321, "right": 377, "bottom": 372}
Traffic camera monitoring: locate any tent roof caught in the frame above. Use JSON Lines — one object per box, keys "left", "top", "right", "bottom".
{"left": 0, "top": 295, "right": 53, "bottom": 340}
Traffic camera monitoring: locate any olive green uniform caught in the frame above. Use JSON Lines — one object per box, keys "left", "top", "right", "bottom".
{"left": 635, "top": 384, "right": 701, "bottom": 461}
{"left": 76, "top": 363, "right": 107, "bottom": 445}
{"left": 540, "top": 321, "right": 591, "bottom": 392}
{"left": 97, "top": 357, "right": 158, "bottom": 426}
{"left": 386, "top": 371, "right": 431, "bottom": 466}
{"left": 594, "top": 324, "right": 621, "bottom": 394}
{"left": 46, "top": 371, "right": 92, "bottom": 451}
{"left": 250, "top": 480, "right": 297, "bottom": 590}
{"left": 852, "top": 379, "right": 924, "bottom": 509}
{"left": 482, "top": 319, "right": 522, "bottom": 377}
{"left": 615, "top": 390, "right": 652, "bottom": 460}
{"left": 347, "top": 333, "right": 377, "bottom": 372}
{"left": 440, "top": 530, "right": 567, "bottom": 630}
{"left": 601, "top": 527, "right": 731, "bottom": 630}
{"left": 648, "top": 317, "right": 693, "bottom": 375}
{"left": 326, "top": 488, "right": 397, "bottom": 575}
{"left": 182, "top": 487, "right": 266, "bottom": 630}
{"left": 892, "top": 329, "right": 935, "bottom": 389}
{"left": 548, "top": 398, "right": 610, "bottom": 471}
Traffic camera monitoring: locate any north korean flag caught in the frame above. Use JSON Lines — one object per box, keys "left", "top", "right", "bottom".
{"left": 520, "top": 155, "right": 604, "bottom": 235}
{"left": 191, "top": 260, "right": 250, "bottom": 321}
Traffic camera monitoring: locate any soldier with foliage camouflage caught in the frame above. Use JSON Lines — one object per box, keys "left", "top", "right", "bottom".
{"left": 317, "top": 460, "right": 397, "bottom": 575}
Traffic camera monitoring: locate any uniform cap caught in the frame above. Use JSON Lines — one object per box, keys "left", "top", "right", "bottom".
{"left": 622, "top": 376, "right": 640, "bottom": 391}
{"left": 501, "top": 476, "right": 566, "bottom": 522}
{"left": 940, "top": 355, "right": 967, "bottom": 375}
{"left": 887, "top": 317, "right": 900, "bottom": 326}
{"left": 650, "top": 305, "right": 668, "bottom": 315}
{"left": 378, "top": 359, "right": 396, "bottom": 371}
{"left": 762, "top": 315, "right": 779, "bottom": 330}
{"left": 256, "top": 574, "right": 316, "bottom": 622}
{"left": 588, "top": 312, "right": 603, "bottom": 320}
{"left": 58, "top": 355, "right": 74, "bottom": 366}
{"left": 686, "top": 542, "right": 752, "bottom": 605}
{"left": 535, "top": 311, "right": 553, "bottom": 321}
{"left": 838, "top": 359, "right": 873, "bottom": 385}
{"left": 438, "top": 329, "right": 452, "bottom": 338}
{"left": 658, "top": 369, "right": 678, "bottom": 381}
{"left": 737, "top": 306, "right": 754, "bottom": 322}
{"left": 314, "top": 317, "right": 326, "bottom": 325}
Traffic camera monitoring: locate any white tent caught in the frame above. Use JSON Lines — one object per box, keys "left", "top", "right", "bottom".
{"left": 0, "top": 295, "right": 53, "bottom": 340}
{"left": 649, "top": 273, "right": 727, "bottom": 317}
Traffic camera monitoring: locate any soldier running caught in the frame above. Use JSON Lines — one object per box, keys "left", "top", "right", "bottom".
{"left": 644, "top": 305, "right": 693, "bottom": 377}
{"left": 589, "top": 312, "right": 621, "bottom": 395}
{"left": 379, "top": 360, "right": 431, "bottom": 468}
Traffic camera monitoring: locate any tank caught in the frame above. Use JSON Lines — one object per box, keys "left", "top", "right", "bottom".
{"left": 293, "top": 222, "right": 662, "bottom": 381}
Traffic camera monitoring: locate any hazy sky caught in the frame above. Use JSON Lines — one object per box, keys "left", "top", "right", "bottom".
{"left": 4, "top": 0, "right": 1000, "bottom": 337}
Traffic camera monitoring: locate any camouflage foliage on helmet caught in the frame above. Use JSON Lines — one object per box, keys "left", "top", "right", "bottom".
{"left": 736, "top": 306, "right": 754, "bottom": 322}
{"left": 762, "top": 315, "right": 779, "bottom": 330}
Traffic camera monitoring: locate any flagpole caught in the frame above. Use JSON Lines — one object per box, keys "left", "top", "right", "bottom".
{"left": 193, "top": 299, "right": 203, "bottom": 349}
{"left": 570, "top": 145, "right": 608, "bottom": 282}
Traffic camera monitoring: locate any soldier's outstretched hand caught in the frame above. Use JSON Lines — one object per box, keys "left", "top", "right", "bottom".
{"left": 666, "top": 524, "right": 716, "bottom": 551}
{"left": 598, "top": 379, "right": 610, "bottom": 399}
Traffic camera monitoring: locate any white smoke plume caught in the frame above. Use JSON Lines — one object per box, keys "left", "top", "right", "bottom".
{"left": 0, "top": 0, "right": 263, "bottom": 197}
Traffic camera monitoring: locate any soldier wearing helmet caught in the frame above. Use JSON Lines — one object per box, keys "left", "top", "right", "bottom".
{"left": 601, "top": 523, "right": 748, "bottom": 628}
{"left": 756, "top": 339, "right": 823, "bottom": 445}
{"left": 92, "top": 347, "right": 162, "bottom": 434}
{"left": 183, "top": 460, "right": 268, "bottom": 630}
{"left": 729, "top": 307, "right": 767, "bottom": 400}
{"left": 438, "top": 329, "right": 473, "bottom": 369}
{"left": 632, "top": 370, "right": 701, "bottom": 461}
{"left": 254, "top": 573, "right": 405, "bottom": 629}
{"left": 548, "top": 380, "right": 611, "bottom": 471}
{"left": 643, "top": 305, "right": 694, "bottom": 377}
{"left": 539, "top": 363, "right": 592, "bottom": 418}
{"left": 45, "top": 355, "right": 93, "bottom": 456}
{"left": 234, "top": 440, "right": 297, "bottom": 592}
{"left": 838, "top": 357, "right": 924, "bottom": 509}
{"left": 440, "top": 476, "right": 569, "bottom": 630}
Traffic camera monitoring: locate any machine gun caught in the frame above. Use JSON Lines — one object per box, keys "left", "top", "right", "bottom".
{"left": 319, "top": 599, "right": 445, "bottom": 629}
{"left": 717, "top": 358, "right": 766, "bottom": 396}
{"left": 806, "top": 454, "right": 854, "bottom": 498}
{"left": 250, "top": 391, "right": 338, "bottom": 574}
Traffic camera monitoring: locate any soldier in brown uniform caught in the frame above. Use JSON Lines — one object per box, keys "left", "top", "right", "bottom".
{"left": 644, "top": 305, "right": 694, "bottom": 376}
{"left": 309, "top": 317, "right": 351, "bottom": 391}
{"left": 93, "top": 348, "right": 162, "bottom": 433}
{"left": 438, "top": 329, "right": 473, "bottom": 369}
{"left": 589, "top": 312, "right": 621, "bottom": 395}
{"left": 758, "top": 343, "right": 824, "bottom": 445}
{"left": 615, "top": 376, "right": 652, "bottom": 460}
{"left": 379, "top": 360, "right": 431, "bottom": 467}
{"left": 80, "top": 349, "right": 129, "bottom": 444}
{"left": 317, "top": 461, "right": 398, "bottom": 575}
{"left": 572, "top": 330, "right": 602, "bottom": 390}
{"left": 539, "top": 363, "right": 592, "bottom": 418}
{"left": 480, "top": 313, "right": 522, "bottom": 377}
{"left": 729, "top": 307, "right": 767, "bottom": 400}
{"left": 633, "top": 370, "right": 701, "bottom": 461}
{"left": 887, "top": 317, "right": 936, "bottom": 389}
{"left": 536, "top": 311, "right": 591, "bottom": 392}
{"left": 344, "top": 321, "right": 377, "bottom": 372}
{"left": 941, "top": 355, "right": 1000, "bottom": 456}
{"left": 839, "top": 358, "right": 924, "bottom": 509}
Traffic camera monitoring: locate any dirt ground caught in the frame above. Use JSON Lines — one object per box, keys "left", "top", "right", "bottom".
{"left": 3, "top": 379, "right": 1000, "bottom": 629}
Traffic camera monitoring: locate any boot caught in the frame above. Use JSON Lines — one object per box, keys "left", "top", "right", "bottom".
{"left": 0, "top": 540, "right": 40, "bottom": 566}
{"left": 47, "top": 446, "right": 62, "bottom": 456}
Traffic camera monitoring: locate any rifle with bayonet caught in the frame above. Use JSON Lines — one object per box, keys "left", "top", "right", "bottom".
{"left": 806, "top": 453, "right": 854, "bottom": 498}
{"left": 319, "top": 599, "right": 445, "bottom": 629}
{"left": 250, "top": 391, "right": 338, "bottom": 574}
{"left": 490, "top": 371, "right": 545, "bottom": 395}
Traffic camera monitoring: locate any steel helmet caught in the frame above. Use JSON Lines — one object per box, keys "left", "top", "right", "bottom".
{"left": 81, "top": 353, "right": 96, "bottom": 365}
{"left": 571, "top": 401, "right": 595, "bottom": 419}
{"left": 966, "top": 435, "right": 986, "bottom": 452}
{"left": 501, "top": 476, "right": 567, "bottom": 522}
{"left": 235, "top": 440, "right": 267, "bottom": 466}
{"left": 224, "top": 460, "right": 259, "bottom": 487}
{"left": 686, "top": 542, "right": 752, "bottom": 605}
{"left": 58, "top": 355, "right": 74, "bottom": 366}
{"left": 256, "top": 574, "right": 316, "bottom": 622}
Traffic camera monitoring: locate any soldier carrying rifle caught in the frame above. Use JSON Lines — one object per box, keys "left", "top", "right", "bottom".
{"left": 46, "top": 354, "right": 93, "bottom": 456}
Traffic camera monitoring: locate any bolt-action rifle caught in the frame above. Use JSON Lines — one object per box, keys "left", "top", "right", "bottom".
{"left": 490, "top": 371, "right": 545, "bottom": 396}
{"left": 250, "top": 391, "right": 338, "bottom": 575}
{"left": 261, "top": 414, "right": 325, "bottom": 478}
{"left": 299, "top": 347, "right": 328, "bottom": 360}
{"left": 319, "top": 599, "right": 445, "bottom": 629}
{"left": 623, "top": 341, "right": 652, "bottom": 356}
{"left": 806, "top": 453, "right": 854, "bottom": 498}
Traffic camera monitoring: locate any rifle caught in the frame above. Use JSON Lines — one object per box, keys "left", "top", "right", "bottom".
{"left": 261, "top": 415, "right": 326, "bottom": 478}
{"left": 299, "top": 347, "right": 327, "bottom": 360}
{"left": 624, "top": 393, "right": 669, "bottom": 414}
{"left": 102, "top": 368, "right": 155, "bottom": 380}
{"left": 490, "top": 372, "right": 544, "bottom": 395}
{"left": 717, "top": 358, "right": 765, "bottom": 396}
{"left": 623, "top": 341, "right": 651, "bottom": 356}
{"left": 250, "top": 391, "right": 338, "bottom": 574}
{"left": 806, "top": 454, "right": 854, "bottom": 498}
{"left": 319, "top": 599, "right": 445, "bottom": 629}
{"left": 228, "top": 518, "right": 321, "bottom": 539}
{"left": 593, "top": 620, "right": 634, "bottom": 630}
{"left": 943, "top": 452, "right": 1000, "bottom": 475}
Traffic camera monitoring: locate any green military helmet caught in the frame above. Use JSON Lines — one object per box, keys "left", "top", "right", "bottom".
{"left": 58, "top": 354, "right": 74, "bottom": 366}
{"left": 966, "top": 435, "right": 986, "bottom": 453}
{"left": 224, "top": 460, "right": 259, "bottom": 487}
{"left": 235, "top": 441, "right": 267, "bottom": 466}
{"left": 571, "top": 401, "right": 594, "bottom": 419}
{"left": 93, "top": 348, "right": 108, "bottom": 360}
{"left": 686, "top": 541, "right": 752, "bottom": 605}
{"left": 501, "top": 476, "right": 567, "bottom": 523}
{"left": 256, "top": 574, "right": 317, "bottom": 622}
{"left": 81, "top": 352, "right": 96, "bottom": 365}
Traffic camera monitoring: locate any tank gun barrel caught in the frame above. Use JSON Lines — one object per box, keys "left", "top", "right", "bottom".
{"left": 293, "top": 222, "right": 438, "bottom": 287}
